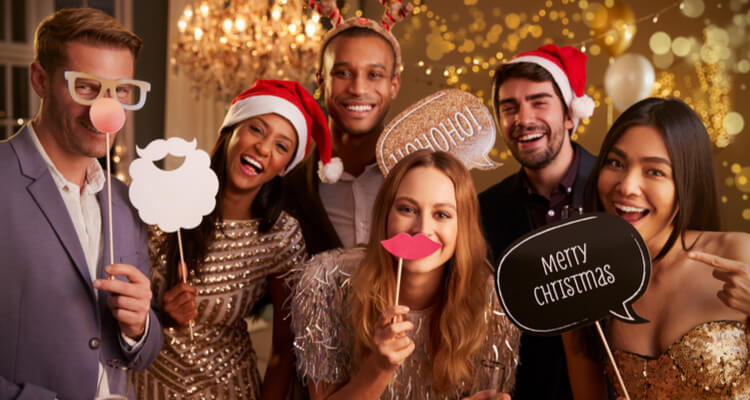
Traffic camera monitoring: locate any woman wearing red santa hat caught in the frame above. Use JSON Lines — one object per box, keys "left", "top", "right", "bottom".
{"left": 133, "top": 80, "right": 341, "bottom": 399}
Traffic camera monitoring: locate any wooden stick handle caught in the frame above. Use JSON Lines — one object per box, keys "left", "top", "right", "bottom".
{"left": 489, "top": 363, "right": 501, "bottom": 392}
{"left": 394, "top": 257, "right": 403, "bottom": 306}
{"left": 177, "top": 229, "right": 187, "bottom": 284}
{"left": 106, "top": 132, "right": 115, "bottom": 279}
{"left": 176, "top": 229, "right": 194, "bottom": 341}
{"left": 595, "top": 321, "right": 630, "bottom": 400}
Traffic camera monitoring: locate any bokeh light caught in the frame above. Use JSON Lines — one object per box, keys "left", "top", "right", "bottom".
{"left": 672, "top": 36, "right": 693, "bottom": 57}
{"left": 653, "top": 52, "right": 674, "bottom": 69}
{"left": 681, "top": 0, "right": 706, "bottom": 18}
{"left": 738, "top": 60, "right": 750, "bottom": 73}
{"left": 650, "top": 31, "right": 672, "bottom": 55}
{"left": 736, "top": 167, "right": 750, "bottom": 193}
{"left": 724, "top": 112, "right": 745, "bottom": 136}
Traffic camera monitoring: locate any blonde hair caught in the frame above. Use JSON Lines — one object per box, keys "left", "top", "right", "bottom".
{"left": 350, "top": 150, "right": 491, "bottom": 393}
{"left": 34, "top": 8, "right": 142, "bottom": 73}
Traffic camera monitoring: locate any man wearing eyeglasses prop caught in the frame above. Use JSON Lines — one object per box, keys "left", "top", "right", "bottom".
{"left": 0, "top": 8, "right": 162, "bottom": 400}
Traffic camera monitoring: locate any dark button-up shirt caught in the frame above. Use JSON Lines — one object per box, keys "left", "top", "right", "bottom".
{"left": 521, "top": 145, "right": 582, "bottom": 228}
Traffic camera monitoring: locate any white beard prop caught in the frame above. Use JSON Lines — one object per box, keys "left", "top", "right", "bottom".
{"left": 129, "top": 137, "right": 219, "bottom": 232}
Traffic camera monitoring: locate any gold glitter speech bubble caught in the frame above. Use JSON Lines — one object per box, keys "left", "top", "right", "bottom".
{"left": 376, "top": 89, "right": 501, "bottom": 176}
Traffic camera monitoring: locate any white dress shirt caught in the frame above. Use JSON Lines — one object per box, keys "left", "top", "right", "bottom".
{"left": 28, "top": 124, "right": 146, "bottom": 397}
{"left": 318, "top": 162, "right": 384, "bottom": 248}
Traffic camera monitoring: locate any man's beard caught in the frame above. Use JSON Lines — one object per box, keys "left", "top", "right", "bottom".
{"left": 508, "top": 124, "right": 566, "bottom": 170}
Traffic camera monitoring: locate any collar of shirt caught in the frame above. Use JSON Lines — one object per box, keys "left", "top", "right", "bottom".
{"left": 520, "top": 143, "right": 581, "bottom": 198}
{"left": 520, "top": 144, "right": 582, "bottom": 227}
{"left": 27, "top": 121, "right": 105, "bottom": 283}
{"left": 330, "top": 162, "right": 381, "bottom": 182}
{"left": 319, "top": 162, "right": 383, "bottom": 249}
{"left": 27, "top": 123, "right": 105, "bottom": 196}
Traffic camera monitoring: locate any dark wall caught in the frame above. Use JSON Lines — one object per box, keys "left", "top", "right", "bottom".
{"left": 132, "top": 0, "right": 167, "bottom": 150}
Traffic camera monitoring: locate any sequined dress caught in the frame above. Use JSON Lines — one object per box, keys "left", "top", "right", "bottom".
{"left": 133, "top": 213, "right": 306, "bottom": 399}
{"left": 291, "top": 248, "right": 520, "bottom": 399}
{"left": 607, "top": 320, "right": 750, "bottom": 399}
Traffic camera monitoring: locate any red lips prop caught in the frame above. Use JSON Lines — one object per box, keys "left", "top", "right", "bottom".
{"left": 380, "top": 232, "right": 442, "bottom": 259}
{"left": 381, "top": 233, "right": 442, "bottom": 307}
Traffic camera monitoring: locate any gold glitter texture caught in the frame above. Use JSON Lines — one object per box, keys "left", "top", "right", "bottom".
{"left": 607, "top": 320, "right": 750, "bottom": 399}
{"left": 133, "top": 215, "right": 306, "bottom": 399}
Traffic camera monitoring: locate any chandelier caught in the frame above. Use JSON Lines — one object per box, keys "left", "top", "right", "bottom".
{"left": 172, "top": 0, "right": 323, "bottom": 100}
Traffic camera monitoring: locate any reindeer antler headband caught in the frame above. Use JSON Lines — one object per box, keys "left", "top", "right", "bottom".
{"left": 311, "top": 0, "right": 414, "bottom": 72}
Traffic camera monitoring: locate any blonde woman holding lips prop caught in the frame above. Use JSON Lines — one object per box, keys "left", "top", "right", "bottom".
{"left": 291, "top": 150, "right": 520, "bottom": 400}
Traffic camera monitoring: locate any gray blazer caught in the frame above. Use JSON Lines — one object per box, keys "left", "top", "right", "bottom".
{"left": 0, "top": 126, "right": 163, "bottom": 400}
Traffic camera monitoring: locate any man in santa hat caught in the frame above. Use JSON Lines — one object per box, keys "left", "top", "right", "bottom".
{"left": 284, "top": 10, "right": 407, "bottom": 255}
{"left": 479, "top": 44, "right": 602, "bottom": 400}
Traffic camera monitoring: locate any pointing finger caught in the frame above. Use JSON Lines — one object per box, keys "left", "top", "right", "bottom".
{"left": 689, "top": 251, "right": 745, "bottom": 273}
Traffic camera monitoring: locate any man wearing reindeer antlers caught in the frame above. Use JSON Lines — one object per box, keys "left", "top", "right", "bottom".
{"left": 0, "top": 8, "right": 162, "bottom": 399}
{"left": 479, "top": 44, "right": 602, "bottom": 400}
{"left": 284, "top": 0, "right": 411, "bottom": 255}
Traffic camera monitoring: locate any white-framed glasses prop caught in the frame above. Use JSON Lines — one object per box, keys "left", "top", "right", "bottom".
{"left": 64, "top": 70, "right": 151, "bottom": 111}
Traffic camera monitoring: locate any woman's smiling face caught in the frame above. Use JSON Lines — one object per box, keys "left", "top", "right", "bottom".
{"left": 386, "top": 166, "right": 458, "bottom": 274}
{"left": 597, "top": 124, "right": 678, "bottom": 252}
{"left": 225, "top": 113, "right": 297, "bottom": 194}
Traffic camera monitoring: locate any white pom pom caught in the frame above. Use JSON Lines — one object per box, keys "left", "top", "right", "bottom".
{"left": 318, "top": 157, "right": 343, "bottom": 184}
{"left": 570, "top": 95, "right": 595, "bottom": 120}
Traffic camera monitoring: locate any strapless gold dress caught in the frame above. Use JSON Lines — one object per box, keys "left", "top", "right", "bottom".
{"left": 607, "top": 320, "right": 750, "bottom": 399}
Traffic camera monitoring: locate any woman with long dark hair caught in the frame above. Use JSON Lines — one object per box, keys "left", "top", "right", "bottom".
{"left": 134, "top": 80, "right": 340, "bottom": 399}
{"left": 584, "top": 97, "right": 750, "bottom": 398}
{"left": 291, "top": 150, "right": 520, "bottom": 399}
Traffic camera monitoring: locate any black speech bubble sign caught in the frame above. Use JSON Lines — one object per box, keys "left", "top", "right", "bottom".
{"left": 494, "top": 212, "right": 651, "bottom": 336}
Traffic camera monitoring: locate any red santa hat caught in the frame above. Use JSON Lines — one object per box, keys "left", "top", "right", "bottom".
{"left": 509, "top": 44, "right": 595, "bottom": 130}
{"left": 220, "top": 79, "right": 342, "bottom": 183}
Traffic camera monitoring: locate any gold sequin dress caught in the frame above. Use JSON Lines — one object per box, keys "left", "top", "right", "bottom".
{"left": 133, "top": 213, "right": 306, "bottom": 399}
{"left": 290, "top": 248, "right": 520, "bottom": 399}
{"left": 607, "top": 320, "right": 750, "bottom": 399}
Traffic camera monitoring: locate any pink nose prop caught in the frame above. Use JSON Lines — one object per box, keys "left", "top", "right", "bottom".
{"left": 380, "top": 232, "right": 442, "bottom": 260}
{"left": 90, "top": 97, "right": 126, "bottom": 133}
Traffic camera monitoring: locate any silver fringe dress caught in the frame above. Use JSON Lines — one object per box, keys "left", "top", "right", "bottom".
{"left": 290, "top": 248, "right": 520, "bottom": 399}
